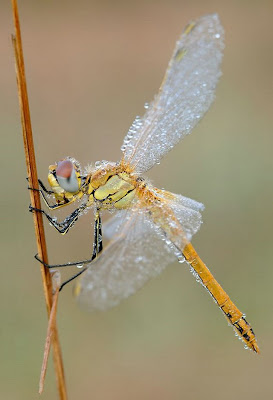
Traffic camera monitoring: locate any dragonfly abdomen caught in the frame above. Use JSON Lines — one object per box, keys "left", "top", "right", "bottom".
{"left": 143, "top": 190, "right": 259, "bottom": 353}
{"left": 183, "top": 243, "right": 260, "bottom": 353}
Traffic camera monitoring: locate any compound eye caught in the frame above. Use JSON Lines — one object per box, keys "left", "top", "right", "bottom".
{"left": 56, "top": 160, "right": 73, "bottom": 178}
{"left": 56, "top": 160, "right": 80, "bottom": 193}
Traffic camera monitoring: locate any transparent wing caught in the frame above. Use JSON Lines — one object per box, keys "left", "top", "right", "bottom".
{"left": 103, "top": 191, "right": 204, "bottom": 242}
{"left": 76, "top": 191, "right": 204, "bottom": 311}
{"left": 76, "top": 209, "right": 177, "bottom": 311}
{"left": 157, "top": 190, "right": 204, "bottom": 242}
{"left": 102, "top": 210, "right": 128, "bottom": 241}
{"left": 121, "top": 14, "right": 224, "bottom": 174}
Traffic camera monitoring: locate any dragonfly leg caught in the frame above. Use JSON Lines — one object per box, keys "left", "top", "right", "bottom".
{"left": 37, "top": 178, "right": 53, "bottom": 194}
{"left": 27, "top": 177, "right": 53, "bottom": 194}
{"left": 59, "top": 267, "right": 88, "bottom": 291}
{"left": 29, "top": 202, "right": 88, "bottom": 234}
{"left": 28, "top": 178, "right": 76, "bottom": 210}
{"left": 35, "top": 211, "right": 103, "bottom": 291}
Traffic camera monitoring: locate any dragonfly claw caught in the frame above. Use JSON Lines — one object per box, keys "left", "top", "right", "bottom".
{"left": 29, "top": 205, "right": 44, "bottom": 214}
{"left": 34, "top": 253, "right": 50, "bottom": 267}
{"left": 28, "top": 186, "right": 40, "bottom": 192}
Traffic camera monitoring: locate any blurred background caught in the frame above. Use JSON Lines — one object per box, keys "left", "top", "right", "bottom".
{"left": 1, "top": 0, "right": 273, "bottom": 399}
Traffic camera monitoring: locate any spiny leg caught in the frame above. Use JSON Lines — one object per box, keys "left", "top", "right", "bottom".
{"left": 35, "top": 211, "right": 102, "bottom": 268}
{"left": 96, "top": 209, "right": 103, "bottom": 254}
{"left": 28, "top": 178, "right": 77, "bottom": 210}
{"left": 37, "top": 211, "right": 102, "bottom": 291}
{"left": 58, "top": 211, "right": 103, "bottom": 291}
{"left": 37, "top": 178, "right": 53, "bottom": 194}
{"left": 27, "top": 177, "right": 54, "bottom": 194}
{"left": 29, "top": 202, "right": 88, "bottom": 234}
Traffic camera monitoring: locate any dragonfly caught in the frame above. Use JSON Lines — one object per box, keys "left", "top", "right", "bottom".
{"left": 30, "top": 14, "right": 259, "bottom": 353}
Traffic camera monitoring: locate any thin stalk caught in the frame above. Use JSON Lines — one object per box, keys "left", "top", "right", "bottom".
{"left": 11, "top": 0, "right": 67, "bottom": 398}
{"left": 39, "top": 283, "right": 60, "bottom": 394}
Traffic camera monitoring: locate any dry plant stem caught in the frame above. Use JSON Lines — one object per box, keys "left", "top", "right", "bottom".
{"left": 11, "top": 0, "right": 67, "bottom": 398}
{"left": 40, "top": 287, "right": 60, "bottom": 394}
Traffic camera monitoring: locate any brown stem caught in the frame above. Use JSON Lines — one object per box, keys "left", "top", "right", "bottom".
{"left": 39, "top": 281, "right": 61, "bottom": 394}
{"left": 11, "top": 0, "right": 68, "bottom": 398}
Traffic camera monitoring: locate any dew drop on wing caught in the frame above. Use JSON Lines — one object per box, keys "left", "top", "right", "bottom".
{"left": 77, "top": 264, "right": 84, "bottom": 269}
{"left": 177, "top": 253, "right": 185, "bottom": 263}
{"left": 135, "top": 255, "right": 145, "bottom": 263}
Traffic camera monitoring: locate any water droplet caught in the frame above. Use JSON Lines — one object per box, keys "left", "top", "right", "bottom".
{"left": 77, "top": 264, "right": 84, "bottom": 269}
{"left": 178, "top": 256, "right": 185, "bottom": 264}
{"left": 144, "top": 102, "right": 149, "bottom": 109}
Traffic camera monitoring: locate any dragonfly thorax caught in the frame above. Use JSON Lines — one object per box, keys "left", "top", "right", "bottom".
{"left": 89, "top": 162, "right": 137, "bottom": 210}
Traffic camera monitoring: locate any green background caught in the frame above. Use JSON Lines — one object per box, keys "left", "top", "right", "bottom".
{"left": 1, "top": 0, "right": 272, "bottom": 399}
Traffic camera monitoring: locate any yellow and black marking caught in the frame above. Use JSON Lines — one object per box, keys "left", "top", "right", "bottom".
{"left": 182, "top": 243, "right": 260, "bottom": 353}
{"left": 174, "top": 47, "right": 187, "bottom": 62}
{"left": 92, "top": 171, "right": 136, "bottom": 209}
{"left": 33, "top": 162, "right": 138, "bottom": 235}
{"left": 174, "top": 21, "right": 195, "bottom": 62}
{"left": 183, "top": 21, "right": 196, "bottom": 36}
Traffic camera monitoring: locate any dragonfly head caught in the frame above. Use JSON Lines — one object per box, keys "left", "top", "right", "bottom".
{"left": 48, "top": 157, "right": 82, "bottom": 203}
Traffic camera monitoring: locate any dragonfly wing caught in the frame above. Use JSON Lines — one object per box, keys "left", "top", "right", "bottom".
{"left": 76, "top": 208, "right": 177, "bottom": 311}
{"left": 103, "top": 192, "right": 204, "bottom": 243}
{"left": 76, "top": 191, "right": 204, "bottom": 311}
{"left": 102, "top": 210, "right": 128, "bottom": 241}
{"left": 122, "top": 14, "right": 224, "bottom": 173}
{"left": 158, "top": 190, "right": 204, "bottom": 242}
